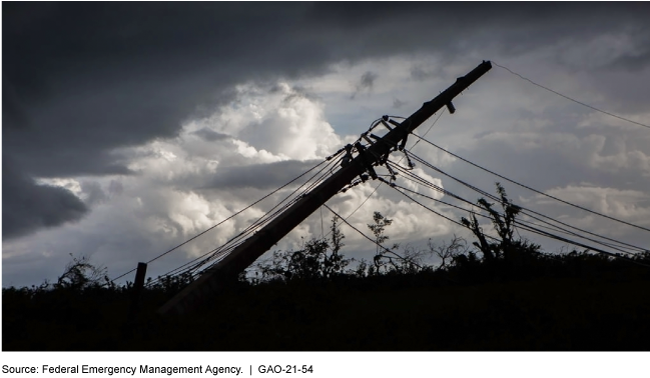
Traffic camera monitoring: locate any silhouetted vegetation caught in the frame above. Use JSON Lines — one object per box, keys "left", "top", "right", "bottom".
{"left": 4, "top": 185, "right": 650, "bottom": 351}
{"left": 254, "top": 216, "right": 350, "bottom": 283}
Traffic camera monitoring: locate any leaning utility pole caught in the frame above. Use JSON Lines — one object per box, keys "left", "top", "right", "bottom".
{"left": 158, "top": 60, "right": 492, "bottom": 315}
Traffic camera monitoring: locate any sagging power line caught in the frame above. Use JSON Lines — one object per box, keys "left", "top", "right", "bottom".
{"left": 408, "top": 133, "right": 650, "bottom": 234}
{"left": 143, "top": 150, "right": 347, "bottom": 288}
{"left": 492, "top": 61, "right": 650, "bottom": 130}
{"left": 384, "top": 155, "right": 646, "bottom": 257}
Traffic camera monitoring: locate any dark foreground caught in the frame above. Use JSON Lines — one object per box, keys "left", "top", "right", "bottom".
{"left": 4, "top": 267, "right": 650, "bottom": 351}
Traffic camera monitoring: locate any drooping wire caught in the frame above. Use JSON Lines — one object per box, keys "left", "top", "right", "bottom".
{"left": 382, "top": 182, "right": 500, "bottom": 243}
{"left": 384, "top": 166, "right": 642, "bottom": 256}
{"left": 145, "top": 155, "right": 344, "bottom": 287}
{"left": 114, "top": 149, "right": 345, "bottom": 286}
{"left": 408, "top": 133, "right": 650, "bottom": 233}
{"left": 145, "top": 152, "right": 346, "bottom": 285}
{"left": 145, "top": 239, "right": 246, "bottom": 288}
{"left": 323, "top": 203, "right": 423, "bottom": 269}
{"left": 385, "top": 164, "right": 650, "bottom": 267}
{"left": 398, "top": 151, "right": 648, "bottom": 254}
{"left": 512, "top": 221, "right": 650, "bottom": 268}
{"left": 492, "top": 61, "right": 650, "bottom": 130}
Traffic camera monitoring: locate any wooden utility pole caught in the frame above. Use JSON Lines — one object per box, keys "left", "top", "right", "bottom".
{"left": 128, "top": 262, "right": 147, "bottom": 320}
{"left": 158, "top": 60, "right": 492, "bottom": 315}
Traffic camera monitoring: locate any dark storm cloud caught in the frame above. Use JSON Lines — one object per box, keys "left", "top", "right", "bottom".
{"left": 4, "top": 2, "right": 649, "bottom": 237}
{"left": 305, "top": 2, "right": 650, "bottom": 58}
{"left": 2, "top": 160, "right": 88, "bottom": 240}
{"left": 5, "top": 2, "right": 648, "bottom": 170}
{"left": 207, "top": 160, "right": 321, "bottom": 190}
{"left": 3, "top": 2, "right": 312, "bottom": 178}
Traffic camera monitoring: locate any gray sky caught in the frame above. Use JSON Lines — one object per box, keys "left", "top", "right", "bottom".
{"left": 3, "top": 2, "right": 650, "bottom": 287}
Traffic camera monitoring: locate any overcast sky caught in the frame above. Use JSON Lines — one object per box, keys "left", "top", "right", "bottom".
{"left": 3, "top": 2, "right": 650, "bottom": 288}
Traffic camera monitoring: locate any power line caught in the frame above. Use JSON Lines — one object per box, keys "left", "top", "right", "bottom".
{"left": 409, "top": 133, "right": 650, "bottom": 233}
{"left": 384, "top": 183, "right": 498, "bottom": 245}
{"left": 383, "top": 181, "right": 473, "bottom": 230}
{"left": 323, "top": 203, "right": 423, "bottom": 269}
{"left": 513, "top": 222, "right": 650, "bottom": 269}
{"left": 145, "top": 153, "right": 347, "bottom": 286}
{"left": 150, "top": 153, "right": 347, "bottom": 284}
{"left": 386, "top": 164, "right": 650, "bottom": 268}
{"left": 400, "top": 151, "right": 648, "bottom": 254}
{"left": 492, "top": 61, "right": 650, "bottom": 130}
{"left": 145, "top": 243, "right": 236, "bottom": 288}
{"left": 109, "top": 150, "right": 344, "bottom": 284}
{"left": 410, "top": 108, "right": 446, "bottom": 149}
{"left": 386, "top": 166, "right": 642, "bottom": 256}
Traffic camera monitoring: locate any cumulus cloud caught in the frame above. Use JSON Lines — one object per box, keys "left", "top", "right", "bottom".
{"left": 192, "top": 83, "right": 346, "bottom": 162}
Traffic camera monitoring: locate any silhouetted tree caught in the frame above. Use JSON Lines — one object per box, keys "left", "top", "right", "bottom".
{"left": 428, "top": 234, "right": 470, "bottom": 270}
{"left": 367, "top": 211, "right": 424, "bottom": 273}
{"left": 459, "top": 183, "right": 541, "bottom": 279}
